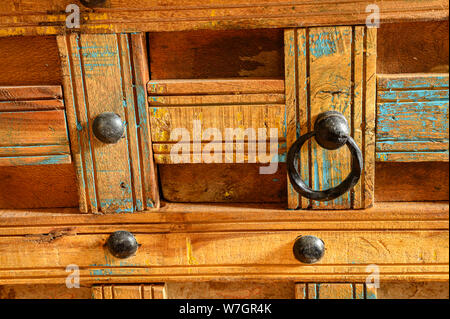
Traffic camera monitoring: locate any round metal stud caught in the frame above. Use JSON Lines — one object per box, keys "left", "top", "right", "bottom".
{"left": 92, "top": 112, "right": 125, "bottom": 144}
{"left": 293, "top": 235, "right": 325, "bottom": 264}
{"left": 106, "top": 231, "right": 139, "bottom": 259}
{"left": 314, "top": 110, "right": 350, "bottom": 150}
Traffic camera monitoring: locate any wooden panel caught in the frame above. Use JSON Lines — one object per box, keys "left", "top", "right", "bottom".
{"left": 149, "top": 29, "right": 284, "bottom": 79}
{"left": 159, "top": 163, "right": 286, "bottom": 202}
{"left": 0, "top": 1, "right": 447, "bottom": 37}
{"left": 375, "top": 162, "right": 449, "bottom": 202}
{"left": 166, "top": 281, "right": 295, "bottom": 299}
{"left": 0, "top": 164, "right": 79, "bottom": 209}
{"left": 0, "top": 86, "right": 71, "bottom": 167}
{"left": 377, "top": 20, "right": 449, "bottom": 74}
{"left": 0, "top": 228, "right": 447, "bottom": 284}
{"left": 0, "top": 36, "right": 61, "bottom": 86}
{"left": 295, "top": 283, "right": 374, "bottom": 299}
{"left": 91, "top": 284, "right": 165, "bottom": 299}
{"left": 57, "top": 33, "right": 159, "bottom": 213}
{"left": 0, "top": 285, "right": 91, "bottom": 299}
{"left": 376, "top": 73, "right": 449, "bottom": 162}
{"left": 285, "top": 26, "right": 376, "bottom": 209}
{"left": 149, "top": 78, "right": 286, "bottom": 166}
{"left": 377, "top": 282, "right": 449, "bottom": 299}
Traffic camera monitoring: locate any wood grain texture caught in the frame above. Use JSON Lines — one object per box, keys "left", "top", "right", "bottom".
{"left": 285, "top": 26, "right": 376, "bottom": 209}
{"left": 377, "top": 20, "right": 449, "bottom": 74}
{"left": 0, "top": 36, "right": 61, "bottom": 86}
{"left": 0, "top": 285, "right": 92, "bottom": 299}
{"left": 149, "top": 29, "right": 283, "bottom": 79}
{"left": 0, "top": 164, "right": 79, "bottom": 209}
{"left": 57, "top": 33, "right": 159, "bottom": 213}
{"left": 0, "top": 1, "right": 448, "bottom": 37}
{"left": 91, "top": 284, "right": 165, "bottom": 299}
{"left": 159, "top": 163, "right": 286, "bottom": 203}
{"left": 0, "top": 229, "right": 447, "bottom": 285}
{"left": 375, "top": 162, "right": 449, "bottom": 202}
{"left": 377, "top": 281, "right": 449, "bottom": 299}
{"left": 376, "top": 74, "right": 449, "bottom": 162}
{"left": 295, "top": 283, "right": 374, "bottom": 299}
{"left": 0, "top": 89, "right": 71, "bottom": 167}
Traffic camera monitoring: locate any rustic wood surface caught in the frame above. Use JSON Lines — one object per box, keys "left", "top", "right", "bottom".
{"left": 376, "top": 73, "right": 449, "bottom": 162}
{"left": 149, "top": 29, "right": 284, "bottom": 79}
{"left": 0, "top": 164, "right": 79, "bottom": 209}
{"left": 377, "top": 20, "right": 449, "bottom": 74}
{"left": 0, "top": 36, "right": 61, "bottom": 86}
{"left": 284, "top": 26, "right": 376, "bottom": 209}
{"left": 57, "top": 33, "right": 160, "bottom": 213}
{"left": 0, "top": 85, "right": 71, "bottom": 167}
{"left": 0, "top": 202, "right": 447, "bottom": 284}
{"left": 375, "top": 162, "right": 449, "bottom": 202}
{"left": 0, "top": 1, "right": 448, "bottom": 37}
{"left": 295, "top": 283, "right": 374, "bottom": 299}
{"left": 91, "top": 284, "right": 165, "bottom": 299}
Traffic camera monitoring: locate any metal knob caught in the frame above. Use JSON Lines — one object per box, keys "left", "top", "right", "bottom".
{"left": 106, "top": 231, "right": 138, "bottom": 259}
{"left": 92, "top": 112, "right": 125, "bottom": 144}
{"left": 80, "top": 0, "right": 107, "bottom": 8}
{"left": 293, "top": 235, "right": 325, "bottom": 264}
{"left": 287, "top": 110, "right": 363, "bottom": 201}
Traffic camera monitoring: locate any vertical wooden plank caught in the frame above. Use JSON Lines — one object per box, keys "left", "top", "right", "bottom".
{"left": 58, "top": 32, "right": 158, "bottom": 213}
{"left": 309, "top": 26, "right": 353, "bottom": 209}
{"left": 103, "top": 285, "right": 113, "bottom": 299}
{"left": 284, "top": 29, "right": 299, "bottom": 209}
{"left": 294, "top": 283, "right": 307, "bottom": 299}
{"left": 130, "top": 33, "right": 160, "bottom": 209}
{"left": 58, "top": 34, "right": 98, "bottom": 213}
{"left": 118, "top": 34, "right": 144, "bottom": 211}
{"left": 152, "top": 285, "right": 165, "bottom": 299}
{"left": 364, "top": 27, "right": 377, "bottom": 208}
{"left": 354, "top": 283, "right": 365, "bottom": 299}
{"left": 352, "top": 26, "right": 365, "bottom": 209}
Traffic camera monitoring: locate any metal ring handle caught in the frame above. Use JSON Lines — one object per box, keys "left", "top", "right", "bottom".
{"left": 287, "top": 112, "right": 363, "bottom": 201}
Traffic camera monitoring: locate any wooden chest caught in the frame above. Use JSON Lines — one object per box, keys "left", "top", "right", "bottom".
{"left": 0, "top": 0, "right": 448, "bottom": 299}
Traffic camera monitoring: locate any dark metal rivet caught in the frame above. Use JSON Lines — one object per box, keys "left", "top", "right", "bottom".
{"left": 106, "top": 231, "right": 138, "bottom": 259}
{"left": 293, "top": 235, "right": 325, "bottom": 264}
{"left": 92, "top": 112, "right": 124, "bottom": 144}
{"left": 314, "top": 110, "right": 349, "bottom": 150}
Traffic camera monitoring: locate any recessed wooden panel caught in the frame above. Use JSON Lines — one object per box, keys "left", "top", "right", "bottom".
{"left": 0, "top": 36, "right": 61, "bottom": 86}
{"left": 295, "top": 283, "right": 375, "bottom": 299}
{"left": 0, "top": 164, "right": 79, "bottom": 209}
{"left": 375, "top": 162, "right": 449, "bottom": 202}
{"left": 91, "top": 285, "right": 165, "bottom": 299}
{"left": 159, "top": 163, "right": 286, "bottom": 203}
{"left": 377, "top": 20, "right": 449, "bottom": 74}
{"left": 149, "top": 29, "right": 284, "bottom": 80}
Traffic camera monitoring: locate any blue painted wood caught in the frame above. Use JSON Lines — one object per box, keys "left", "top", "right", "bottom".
{"left": 376, "top": 74, "right": 449, "bottom": 162}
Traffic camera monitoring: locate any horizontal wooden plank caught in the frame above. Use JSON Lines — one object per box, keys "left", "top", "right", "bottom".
{"left": 0, "top": 86, "right": 62, "bottom": 101}
{"left": 0, "top": 110, "right": 69, "bottom": 147}
{"left": 0, "top": 99, "right": 64, "bottom": 112}
{"left": 0, "top": 1, "right": 448, "bottom": 37}
{"left": 0, "top": 230, "right": 447, "bottom": 284}
{"left": 0, "top": 155, "right": 71, "bottom": 167}
{"left": 377, "top": 73, "right": 449, "bottom": 90}
{"left": 376, "top": 74, "right": 449, "bottom": 162}
{"left": 148, "top": 78, "right": 285, "bottom": 95}
{"left": 0, "top": 144, "right": 70, "bottom": 157}
{"left": 148, "top": 93, "right": 285, "bottom": 106}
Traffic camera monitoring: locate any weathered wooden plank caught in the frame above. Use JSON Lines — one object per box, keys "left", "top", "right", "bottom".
{"left": 0, "top": 155, "right": 71, "bottom": 167}
{"left": 149, "top": 94, "right": 285, "bottom": 106}
{"left": 130, "top": 33, "right": 160, "bottom": 209}
{"left": 0, "top": 110, "right": 69, "bottom": 146}
{"left": 57, "top": 33, "right": 159, "bottom": 213}
{"left": 0, "top": 100, "right": 64, "bottom": 112}
{"left": 148, "top": 78, "right": 284, "bottom": 95}
{"left": 0, "top": 1, "right": 448, "bottom": 37}
{"left": 0, "top": 86, "right": 62, "bottom": 101}
{"left": 376, "top": 73, "right": 449, "bottom": 162}
{"left": 0, "top": 230, "right": 447, "bottom": 284}
{"left": 295, "top": 283, "right": 375, "bottom": 299}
